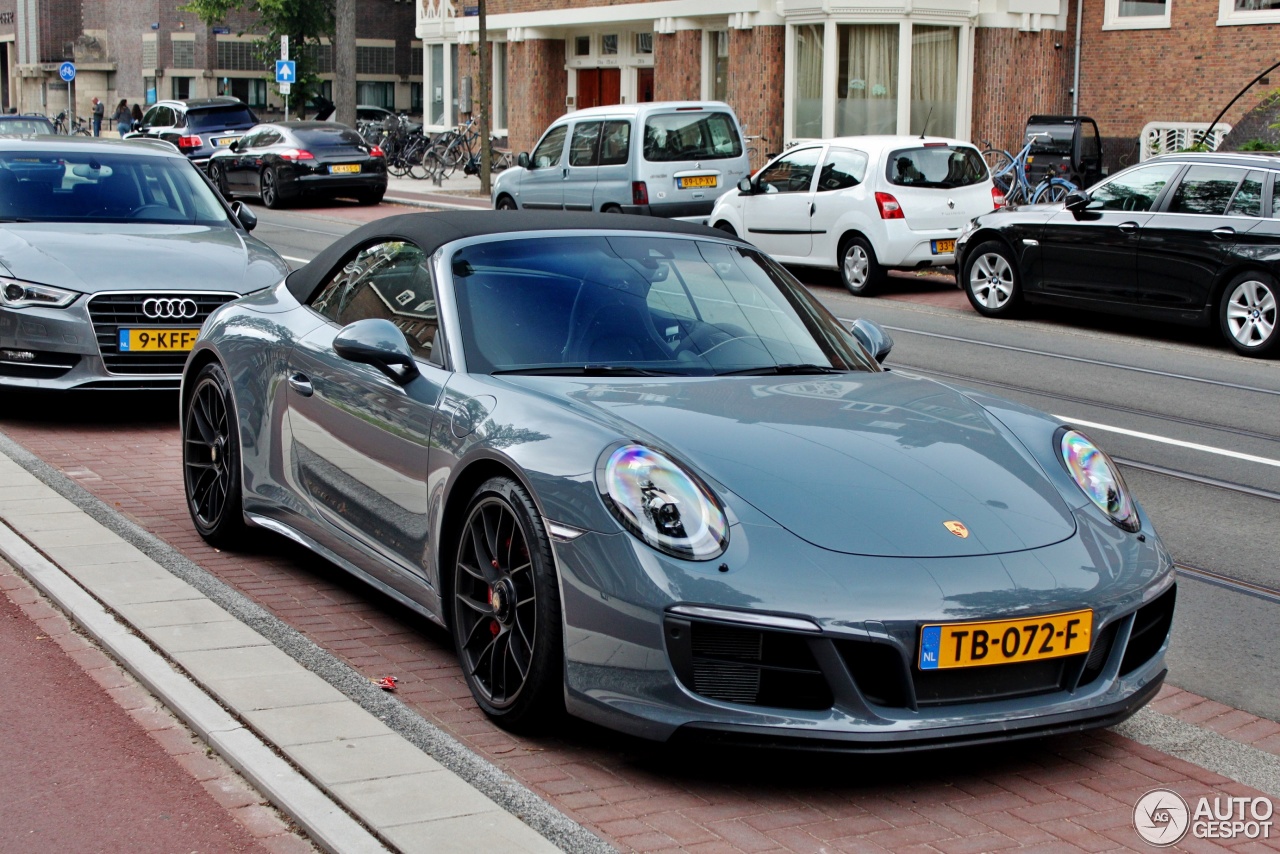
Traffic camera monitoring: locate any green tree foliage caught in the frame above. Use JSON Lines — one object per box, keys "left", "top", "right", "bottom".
{"left": 183, "top": 0, "right": 334, "bottom": 115}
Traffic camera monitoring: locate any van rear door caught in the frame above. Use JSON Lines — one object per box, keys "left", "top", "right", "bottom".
{"left": 640, "top": 108, "right": 750, "bottom": 218}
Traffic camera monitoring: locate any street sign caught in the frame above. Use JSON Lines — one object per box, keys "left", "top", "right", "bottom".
{"left": 280, "top": 35, "right": 289, "bottom": 62}
{"left": 278, "top": 83, "right": 292, "bottom": 95}
{"left": 275, "top": 60, "right": 296, "bottom": 84}
{"left": 58, "top": 62, "right": 76, "bottom": 82}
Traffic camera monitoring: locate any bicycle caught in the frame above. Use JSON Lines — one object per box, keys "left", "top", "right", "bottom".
{"left": 53, "top": 111, "right": 91, "bottom": 136}
{"left": 982, "top": 133, "right": 1076, "bottom": 205}
{"left": 429, "top": 119, "right": 479, "bottom": 179}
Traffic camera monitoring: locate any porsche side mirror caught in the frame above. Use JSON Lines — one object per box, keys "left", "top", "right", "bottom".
{"left": 230, "top": 200, "right": 256, "bottom": 231}
{"left": 849, "top": 318, "right": 893, "bottom": 363}
{"left": 737, "top": 176, "right": 754, "bottom": 194}
{"left": 517, "top": 151, "right": 530, "bottom": 169}
{"left": 1064, "top": 189, "right": 1091, "bottom": 213}
{"left": 333, "top": 318, "right": 420, "bottom": 385}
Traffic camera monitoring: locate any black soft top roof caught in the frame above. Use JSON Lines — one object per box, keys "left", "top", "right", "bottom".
{"left": 285, "top": 210, "right": 737, "bottom": 304}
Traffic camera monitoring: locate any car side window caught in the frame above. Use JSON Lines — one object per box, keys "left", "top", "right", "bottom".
{"left": 756, "top": 148, "right": 822, "bottom": 194}
{"left": 141, "top": 107, "right": 161, "bottom": 128}
{"left": 257, "top": 130, "right": 282, "bottom": 147}
{"left": 152, "top": 107, "right": 173, "bottom": 128}
{"left": 599, "top": 121, "right": 631, "bottom": 166}
{"left": 309, "top": 241, "right": 442, "bottom": 365}
{"left": 1168, "top": 165, "right": 1247, "bottom": 216}
{"left": 815, "top": 148, "right": 867, "bottom": 192}
{"left": 1090, "top": 163, "right": 1180, "bottom": 212}
{"left": 1226, "top": 170, "right": 1264, "bottom": 218}
{"left": 531, "top": 125, "right": 568, "bottom": 169}
{"left": 569, "top": 121, "right": 602, "bottom": 167}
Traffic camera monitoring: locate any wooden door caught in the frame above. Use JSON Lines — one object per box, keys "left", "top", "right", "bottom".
{"left": 600, "top": 69, "right": 621, "bottom": 106}
{"left": 577, "top": 70, "right": 600, "bottom": 110}
{"left": 636, "top": 68, "right": 654, "bottom": 103}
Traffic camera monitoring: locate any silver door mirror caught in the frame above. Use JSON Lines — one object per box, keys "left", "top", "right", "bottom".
{"left": 333, "top": 318, "right": 420, "bottom": 385}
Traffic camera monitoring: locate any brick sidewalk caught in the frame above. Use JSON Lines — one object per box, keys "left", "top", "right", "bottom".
{"left": 2, "top": 406, "right": 1276, "bottom": 854}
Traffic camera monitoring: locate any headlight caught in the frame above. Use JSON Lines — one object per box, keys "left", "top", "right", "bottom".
{"left": 0, "top": 278, "right": 79, "bottom": 309}
{"left": 1059, "top": 429, "right": 1139, "bottom": 531}
{"left": 597, "top": 444, "right": 729, "bottom": 560}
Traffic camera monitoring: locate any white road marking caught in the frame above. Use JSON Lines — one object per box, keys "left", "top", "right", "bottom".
{"left": 1055, "top": 415, "right": 1280, "bottom": 469}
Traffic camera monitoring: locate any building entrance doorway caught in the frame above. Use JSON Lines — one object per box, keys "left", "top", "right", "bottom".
{"left": 577, "top": 68, "right": 620, "bottom": 109}
{"left": 637, "top": 68, "right": 654, "bottom": 103}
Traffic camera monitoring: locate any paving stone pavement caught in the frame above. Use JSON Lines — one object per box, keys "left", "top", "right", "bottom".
{"left": 1, "top": 401, "right": 1278, "bottom": 854}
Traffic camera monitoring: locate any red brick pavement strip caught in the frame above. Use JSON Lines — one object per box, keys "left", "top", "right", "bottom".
{"left": 0, "top": 558, "right": 316, "bottom": 854}
{"left": 2, "top": 412, "right": 1278, "bottom": 854}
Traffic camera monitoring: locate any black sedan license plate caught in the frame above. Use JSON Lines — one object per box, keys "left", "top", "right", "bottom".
{"left": 919, "top": 609, "right": 1092, "bottom": 670}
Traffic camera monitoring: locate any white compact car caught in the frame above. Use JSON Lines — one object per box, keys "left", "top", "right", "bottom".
{"left": 709, "top": 136, "right": 1001, "bottom": 295}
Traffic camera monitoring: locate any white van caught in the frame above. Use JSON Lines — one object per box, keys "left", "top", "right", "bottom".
{"left": 491, "top": 101, "right": 751, "bottom": 221}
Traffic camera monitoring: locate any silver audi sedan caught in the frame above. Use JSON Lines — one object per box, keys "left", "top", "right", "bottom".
{"left": 0, "top": 137, "right": 288, "bottom": 390}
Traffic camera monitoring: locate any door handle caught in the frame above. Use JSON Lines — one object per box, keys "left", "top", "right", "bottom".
{"left": 810, "top": 202, "right": 816, "bottom": 216}
{"left": 288, "top": 372, "right": 313, "bottom": 397}
{"left": 1212, "top": 226, "right": 1236, "bottom": 239}
{"left": 1117, "top": 221, "right": 1139, "bottom": 234}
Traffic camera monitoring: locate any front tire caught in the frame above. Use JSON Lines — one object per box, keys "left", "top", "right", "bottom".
{"left": 452, "top": 477, "right": 563, "bottom": 731}
{"left": 1219, "top": 272, "right": 1279, "bottom": 357}
{"left": 209, "top": 162, "right": 232, "bottom": 199}
{"left": 839, "top": 236, "right": 884, "bottom": 296}
{"left": 495, "top": 195, "right": 518, "bottom": 211}
{"left": 260, "top": 167, "right": 283, "bottom": 209}
{"left": 962, "top": 240, "right": 1022, "bottom": 317}
{"left": 182, "top": 362, "right": 247, "bottom": 547}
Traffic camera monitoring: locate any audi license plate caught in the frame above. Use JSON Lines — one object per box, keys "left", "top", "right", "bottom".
{"left": 330, "top": 164, "right": 361, "bottom": 174}
{"left": 677, "top": 175, "right": 717, "bottom": 189}
{"left": 918, "top": 609, "right": 1092, "bottom": 670}
{"left": 117, "top": 328, "right": 200, "bottom": 352}
{"left": 931, "top": 239, "right": 956, "bottom": 254}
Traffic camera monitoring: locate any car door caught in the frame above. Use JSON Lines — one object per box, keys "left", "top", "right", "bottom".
{"left": 245, "top": 129, "right": 283, "bottom": 196}
{"left": 808, "top": 146, "right": 869, "bottom": 266}
{"left": 518, "top": 124, "right": 569, "bottom": 210}
{"left": 1038, "top": 162, "right": 1181, "bottom": 305}
{"left": 1139, "top": 165, "right": 1257, "bottom": 316}
{"left": 563, "top": 120, "right": 601, "bottom": 211}
{"left": 286, "top": 239, "right": 449, "bottom": 581}
{"left": 594, "top": 119, "right": 632, "bottom": 211}
{"left": 740, "top": 146, "right": 823, "bottom": 260}
{"left": 223, "top": 129, "right": 260, "bottom": 191}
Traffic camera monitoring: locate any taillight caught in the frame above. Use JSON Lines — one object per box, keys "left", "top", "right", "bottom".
{"left": 875, "top": 192, "right": 903, "bottom": 219}
{"left": 278, "top": 149, "right": 315, "bottom": 162}
{"left": 632, "top": 181, "right": 649, "bottom": 205}
{"left": 992, "top": 186, "right": 1005, "bottom": 209}
{"left": 177, "top": 135, "right": 203, "bottom": 150}
{"left": 369, "top": 145, "right": 384, "bottom": 158}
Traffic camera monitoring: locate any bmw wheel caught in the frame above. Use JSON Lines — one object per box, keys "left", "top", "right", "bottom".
{"left": 260, "top": 167, "right": 282, "bottom": 209}
{"left": 963, "top": 240, "right": 1022, "bottom": 318}
{"left": 1220, "top": 272, "right": 1278, "bottom": 357}
{"left": 182, "top": 362, "right": 247, "bottom": 547}
{"left": 452, "top": 476, "right": 563, "bottom": 731}
{"left": 839, "top": 236, "right": 884, "bottom": 297}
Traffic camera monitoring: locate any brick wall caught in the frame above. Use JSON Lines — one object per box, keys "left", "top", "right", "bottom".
{"left": 728, "top": 26, "right": 784, "bottom": 170}
{"left": 653, "top": 30, "right": 699, "bottom": 101}
{"left": 970, "top": 26, "right": 1072, "bottom": 154}
{"left": 507, "top": 38, "right": 566, "bottom": 153}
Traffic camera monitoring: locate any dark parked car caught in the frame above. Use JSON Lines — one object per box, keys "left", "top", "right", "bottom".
{"left": 181, "top": 210, "right": 1174, "bottom": 747}
{"left": 957, "top": 151, "right": 1280, "bottom": 357}
{"left": 0, "top": 114, "right": 56, "bottom": 137}
{"left": 129, "top": 97, "right": 259, "bottom": 170}
{"left": 0, "top": 137, "right": 288, "bottom": 390}
{"left": 206, "top": 121, "right": 387, "bottom": 208}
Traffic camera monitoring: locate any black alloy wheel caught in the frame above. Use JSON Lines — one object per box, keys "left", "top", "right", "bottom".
{"left": 182, "top": 362, "right": 246, "bottom": 547}
{"left": 209, "top": 162, "right": 231, "bottom": 199}
{"left": 452, "top": 477, "right": 562, "bottom": 730}
{"left": 962, "top": 240, "right": 1023, "bottom": 318}
{"left": 260, "top": 166, "right": 282, "bottom": 209}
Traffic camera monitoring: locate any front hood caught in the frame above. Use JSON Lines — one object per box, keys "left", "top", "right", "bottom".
{"left": 556, "top": 372, "right": 1077, "bottom": 558}
{"left": 0, "top": 224, "right": 288, "bottom": 294}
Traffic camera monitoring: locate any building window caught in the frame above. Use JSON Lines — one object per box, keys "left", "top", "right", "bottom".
{"left": 303, "top": 42, "right": 334, "bottom": 74}
{"left": 142, "top": 37, "right": 157, "bottom": 70}
{"left": 356, "top": 45, "right": 395, "bottom": 76}
{"left": 172, "top": 38, "right": 195, "bottom": 69}
{"left": 1218, "top": 0, "right": 1280, "bottom": 23}
{"left": 1104, "top": 0, "right": 1171, "bottom": 28}
{"left": 357, "top": 81, "right": 394, "bottom": 108}
{"left": 222, "top": 77, "right": 267, "bottom": 107}
{"left": 835, "top": 24, "right": 898, "bottom": 136}
{"left": 144, "top": 77, "right": 157, "bottom": 105}
{"left": 493, "top": 42, "right": 507, "bottom": 130}
{"left": 172, "top": 77, "right": 193, "bottom": 100}
{"left": 712, "top": 32, "right": 729, "bottom": 102}
{"left": 792, "top": 24, "right": 824, "bottom": 139}
{"left": 635, "top": 33, "right": 653, "bottom": 54}
{"left": 217, "top": 39, "right": 269, "bottom": 72}
{"left": 601, "top": 34, "right": 618, "bottom": 55}
{"left": 575, "top": 36, "right": 590, "bottom": 57}
{"left": 910, "top": 26, "right": 957, "bottom": 137}
{"left": 411, "top": 43, "right": 423, "bottom": 77}
{"left": 428, "top": 43, "right": 445, "bottom": 125}
{"left": 411, "top": 82, "right": 423, "bottom": 114}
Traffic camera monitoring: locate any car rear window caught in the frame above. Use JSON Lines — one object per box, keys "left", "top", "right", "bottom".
{"left": 293, "top": 127, "right": 365, "bottom": 148}
{"left": 1027, "top": 125, "right": 1074, "bottom": 156}
{"left": 643, "top": 111, "right": 742, "bottom": 162}
{"left": 186, "top": 105, "right": 258, "bottom": 131}
{"left": 0, "top": 118, "right": 55, "bottom": 136}
{"left": 885, "top": 145, "right": 987, "bottom": 189}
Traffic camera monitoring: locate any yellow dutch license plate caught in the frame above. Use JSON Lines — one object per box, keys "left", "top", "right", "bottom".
{"left": 217, "top": 137, "right": 238, "bottom": 146}
{"left": 117, "top": 328, "right": 200, "bottom": 352}
{"left": 330, "top": 164, "right": 361, "bottom": 174}
{"left": 918, "top": 609, "right": 1092, "bottom": 670}
{"left": 678, "top": 175, "right": 717, "bottom": 189}
{"left": 931, "top": 239, "right": 956, "bottom": 254}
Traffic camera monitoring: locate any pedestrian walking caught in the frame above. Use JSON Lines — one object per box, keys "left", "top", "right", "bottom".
{"left": 113, "top": 99, "right": 131, "bottom": 137}
{"left": 131, "top": 103, "right": 143, "bottom": 132}
{"left": 91, "top": 97, "right": 104, "bottom": 137}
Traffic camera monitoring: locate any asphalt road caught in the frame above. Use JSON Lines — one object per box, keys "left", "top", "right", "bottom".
{"left": 248, "top": 205, "right": 1280, "bottom": 723}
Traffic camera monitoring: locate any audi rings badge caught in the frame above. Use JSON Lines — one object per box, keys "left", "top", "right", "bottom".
{"left": 142, "top": 298, "right": 199, "bottom": 320}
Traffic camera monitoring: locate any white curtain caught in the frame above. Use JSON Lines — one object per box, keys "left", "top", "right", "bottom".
{"left": 792, "top": 25, "right": 824, "bottom": 138}
{"left": 837, "top": 24, "right": 898, "bottom": 136}
{"left": 909, "top": 26, "right": 957, "bottom": 137}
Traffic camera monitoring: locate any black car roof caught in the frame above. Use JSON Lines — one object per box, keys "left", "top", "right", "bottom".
{"left": 286, "top": 211, "right": 742, "bottom": 304}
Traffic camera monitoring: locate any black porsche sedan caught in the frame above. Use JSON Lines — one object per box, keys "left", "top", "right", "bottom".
{"left": 956, "top": 151, "right": 1280, "bottom": 357}
{"left": 206, "top": 121, "right": 387, "bottom": 208}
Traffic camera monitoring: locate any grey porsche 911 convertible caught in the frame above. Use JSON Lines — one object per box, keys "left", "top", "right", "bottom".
{"left": 181, "top": 210, "right": 1175, "bottom": 749}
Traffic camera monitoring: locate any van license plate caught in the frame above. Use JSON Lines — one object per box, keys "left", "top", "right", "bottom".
{"left": 931, "top": 239, "right": 956, "bottom": 254}
{"left": 677, "top": 176, "right": 717, "bottom": 189}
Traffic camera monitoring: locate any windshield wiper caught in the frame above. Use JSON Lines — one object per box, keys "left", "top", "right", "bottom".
{"left": 492, "top": 364, "right": 682, "bottom": 377}
{"left": 716, "top": 363, "right": 846, "bottom": 376}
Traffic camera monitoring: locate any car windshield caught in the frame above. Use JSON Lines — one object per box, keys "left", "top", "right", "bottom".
{"left": 886, "top": 145, "right": 988, "bottom": 189}
{"left": 0, "top": 150, "right": 233, "bottom": 225}
{"left": 451, "top": 235, "right": 877, "bottom": 376}
{"left": 1027, "top": 125, "right": 1074, "bottom": 156}
{"left": 0, "top": 118, "right": 56, "bottom": 137}
{"left": 643, "top": 112, "right": 742, "bottom": 162}
{"left": 186, "top": 105, "right": 258, "bottom": 131}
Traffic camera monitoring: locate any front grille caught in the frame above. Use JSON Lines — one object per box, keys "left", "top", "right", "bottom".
{"left": 87, "top": 292, "right": 236, "bottom": 375}
{"left": 1120, "top": 586, "right": 1176, "bottom": 676}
